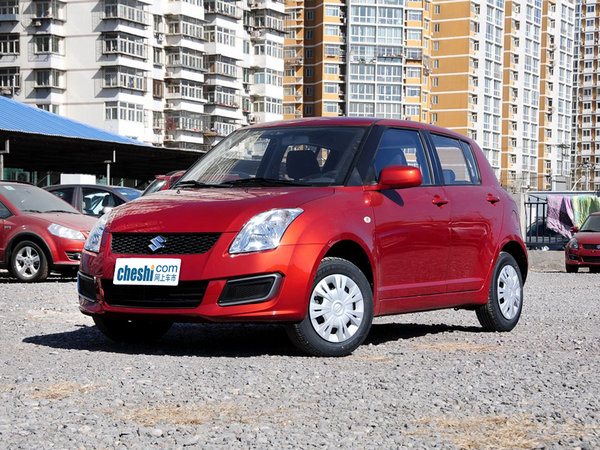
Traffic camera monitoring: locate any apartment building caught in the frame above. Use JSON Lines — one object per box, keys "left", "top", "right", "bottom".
{"left": 574, "top": 0, "right": 600, "bottom": 190}
{"left": 0, "top": 0, "right": 284, "bottom": 153}
{"left": 283, "top": 0, "right": 575, "bottom": 190}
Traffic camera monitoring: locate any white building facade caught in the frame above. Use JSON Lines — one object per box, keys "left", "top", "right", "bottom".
{"left": 0, "top": 0, "right": 284, "bottom": 153}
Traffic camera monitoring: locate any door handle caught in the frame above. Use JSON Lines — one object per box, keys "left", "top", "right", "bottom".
{"left": 486, "top": 194, "right": 500, "bottom": 205}
{"left": 432, "top": 195, "right": 449, "bottom": 207}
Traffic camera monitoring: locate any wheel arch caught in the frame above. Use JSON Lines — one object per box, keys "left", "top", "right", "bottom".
{"left": 6, "top": 232, "right": 54, "bottom": 267}
{"left": 322, "top": 239, "right": 375, "bottom": 293}
{"left": 500, "top": 240, "right": 528, "bottom": 283}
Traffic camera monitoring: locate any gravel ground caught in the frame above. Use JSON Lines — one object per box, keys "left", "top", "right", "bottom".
{"left": 1, "top": 255, "right": 599, "bottom": 449}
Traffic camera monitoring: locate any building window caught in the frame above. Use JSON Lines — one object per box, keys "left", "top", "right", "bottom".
{"left": 34, "top": 34, "right": 64, "bottom": 54}
{"left": 434, "top": 23, "right": 440, "bottom": 32}
{"left": 306, "top": 29, "right": 313, "bottom": 40}
{"left": 0, "top": 67, "right": 19, "bottom": 89}
{"left": 253, "top": 68, "right": 283, "bottom": 86}
{"left": 204, "top": 25, "right": 236, "bottom": 46}
{"left": 103, "top": 66, "right": 146, "bottom": 91}
{"left": 305, "top": 68, "right": 313, "bottom": 77}
{"left": 324, "top": 83, "right": 338, "bottom": 94}
{"left": 34, "top": 69, "right": 64, "bottom": 89}
{"left": 33, "top": 1, "right": 66, "bottom": 20}
{"left": 37, "top": 104, "right": 59, "bottom": 114}
{"left": 324, "top": 102, "right": 338, "bottom": 113}
{"left": 103, "top": 0, "right": 149, "bottom": 25}
{"left": 324, "top": 25, "right": 339, "bottom": 36}
{"left": 325, "top": 5, "right": 339, "bottom": 16}
{"left": 0, "top": 0, "right": 18, "bottom": 16}
{"left": 324, "top": 64, "right": 339, "bottom": 75}
{"left": 152, "top": 79, "right": 163, "bottom": 98}
{"left": 306, "top": 10, "right": 314, "bottom": 20}
{"left": 105, "top": 101, "right": 144, "bottom": 122}
{"left": 103, "top": 32, "right": 146, "bottom": 59}
{"left": 0, "top": 33, "right": 18, "bottom": 55}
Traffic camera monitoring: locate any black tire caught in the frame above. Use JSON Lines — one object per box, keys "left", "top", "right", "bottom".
{"left": 565, "top": 264, "right": 579, "bottom": 273}
{"left": 590, "top": 266, "right": 600, "bottom": 274}
{"left": 93, "top": 316, "right": 173, "bottom": 343}
{"left": 10, "top": 240, "right": 49, "bottom": 282}
{"left": 286, "top": 257, "right": 373, "bottom": 357}
{"left": 476, "top": 252, "right": 523, "bottom": 332}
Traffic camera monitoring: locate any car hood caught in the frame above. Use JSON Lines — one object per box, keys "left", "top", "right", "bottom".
{"left": 108, "top": 187, "right": 335, "bottom": 233}
{"left": 29, "top": 212, "right": 98, "bottom": 232}
{"left": 574, "top": 231, "right": 600, "bottom": 244}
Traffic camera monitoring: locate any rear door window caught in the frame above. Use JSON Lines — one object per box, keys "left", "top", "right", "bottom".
{"left": 49, "top": 187, "right": 75, "bottom": 206}
{"left": 374, "top": 129, "right": 432, "bottom": 185}
{"left": 431, "top": 134, "right": 480, "bottom": 185}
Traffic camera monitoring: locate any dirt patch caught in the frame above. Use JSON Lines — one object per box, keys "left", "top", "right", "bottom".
{"left": 29, "top": 382, "right": 100, "bottom": 400}
{"left": 409, "top": 415, "right": 599, "bottom": 449}
{"left": 117, "top": 403, "right": 289, "bottom": 427}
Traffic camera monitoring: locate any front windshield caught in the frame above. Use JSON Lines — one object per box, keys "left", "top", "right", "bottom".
{"left": 115, "top": 187, "right": 141, "bottom": 201}
{"left": 178, "top": 126, "right": 367, "bottom": 187}
{"left": 0, "top": 184, "right": 80, "bottom": 214}
{"left": 580, "top": 214, "right": 600, "bottom": 232}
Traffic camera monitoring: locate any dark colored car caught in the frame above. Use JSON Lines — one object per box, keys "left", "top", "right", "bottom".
{"left": 565, "top": 212, "right": 600, "bottom": 273}
{"left": 142, "top": 171, "right": 185, "bottom": 196}
{"left": 44, "top": 184, "right": 141, "bottom": 217}
{"left": 78, "top": 118, "right": 528, "bottom": 356}
{"left": 525, "top": 219, "right": 568, "bottom": 250}
{"left": 0, "top": 182, "right": 98, "bottom": 281}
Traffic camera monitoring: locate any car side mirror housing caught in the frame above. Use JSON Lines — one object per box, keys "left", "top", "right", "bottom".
{"left": 571, "top": 226, "right": 579, "bottom": 232}
{"left": 365, "top": 165, "right": 422, "bottom": 191}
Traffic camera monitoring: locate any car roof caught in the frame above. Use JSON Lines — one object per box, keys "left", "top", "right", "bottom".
{"left": 45, "top": 184, "right": 140, "bottom": 191}
{"left": 245, "top": 117, "right": 474, "bottom": 146}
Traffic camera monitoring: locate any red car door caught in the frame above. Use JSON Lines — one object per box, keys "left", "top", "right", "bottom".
{"left": 429, "top": 134, "right": 503, "bottom": 292}
{"left": 370, "top": 128, "right": 451, "bottom": 301}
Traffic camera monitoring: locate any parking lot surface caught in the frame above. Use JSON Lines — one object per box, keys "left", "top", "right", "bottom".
{"left": 1, "top": 266, "right": 599, "bottom": 448}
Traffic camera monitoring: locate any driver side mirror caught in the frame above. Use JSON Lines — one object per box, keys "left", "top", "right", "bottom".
{"left": 365, "top": 165, "right": 422, "bottom": 191}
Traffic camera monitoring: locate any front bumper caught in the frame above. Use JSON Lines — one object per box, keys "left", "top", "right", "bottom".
{"left": 565, "top": 248, "right": 600, "bottom": 267}
{"left": 78, "top": 232, "right": 323, "bottom": 323}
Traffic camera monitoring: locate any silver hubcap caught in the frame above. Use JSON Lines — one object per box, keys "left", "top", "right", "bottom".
{"left": 497, "top": 265, "right": 521, "bottom": 320}
{"left": 309, "top": 274, "right": 364, "bottom": 343}
{"left": 15, "top": 246, "right": 41, "bottom": 279}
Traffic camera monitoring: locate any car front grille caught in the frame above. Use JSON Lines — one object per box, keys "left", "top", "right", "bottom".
{"left": 111, "top": 233, "right": 220, "bottom": 255}
{"left": 582, "top": 256, "right": 600, "bottom": 264}
{"left": 102, "top": 279, "right": 208, "bottom": 308}
{"left": 582, "top": 244, "right": 600, "bottom": 250}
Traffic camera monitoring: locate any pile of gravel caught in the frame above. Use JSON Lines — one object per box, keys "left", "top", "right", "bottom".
{"left": 0, "top": 268, "right": 599, "bottom": 448}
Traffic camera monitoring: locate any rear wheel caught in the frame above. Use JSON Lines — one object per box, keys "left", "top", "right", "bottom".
{"left": 93, "top": 316, "right": 172, "bottom": 343}
{"left": 476, "top": 252, "right": 523, "bottom": 332}
{"left": 565, "top": 264, "right": 578, "bottom": 273}
{"left": 286, "top": 257, "right": 373, "bottom": 357}
{"left": 10, "top": 240, "right": 49, "bottom": 282}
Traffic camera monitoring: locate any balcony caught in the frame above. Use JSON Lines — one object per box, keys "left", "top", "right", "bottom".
{"left": 0, "top": 0, "right": 18, "bottom": 21}
{"left": 204, "top": 1, "right": 242, "bottom": 19}
{"left": 103, "top": 1, "right": 149, "bottom": 26}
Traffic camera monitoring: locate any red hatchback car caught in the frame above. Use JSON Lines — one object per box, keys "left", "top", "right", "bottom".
{"left": 78, "top": 118, "right": 528, "bottom": 356}
{"left": 565, "top": 212, "right": 600, "bottom": 273}
{"left": 0, "top": 182, "right": 98, "bottom": 282}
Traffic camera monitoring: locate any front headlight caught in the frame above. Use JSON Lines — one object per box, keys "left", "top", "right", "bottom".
{"left": 48, "top": 223, "right": 85, "bottom": 241}
{"left": 568, "top": 238, "right": 579, "bottom": 250}
{"left": 84, "top": 212, "right": 111, "bottom": 253}
{"left": 229, "top": 208, "right": 303, "bottom": 254}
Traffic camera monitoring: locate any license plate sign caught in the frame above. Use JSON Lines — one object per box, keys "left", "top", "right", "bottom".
{"left": 113, "top": 258, "right": 181, "bottom": 286}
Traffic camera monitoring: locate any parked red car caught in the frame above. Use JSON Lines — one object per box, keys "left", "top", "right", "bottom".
{"left": 141, "top": 171, "right": 185, "bottom": 196}
{"left": 78, "top": 118, "right": 528, "bottom": 356}
{"left": 565, "top": 212, "right": 600, "bottom": 273}
{"left": 0, "top": 182, "right": 98, "bottom": 281}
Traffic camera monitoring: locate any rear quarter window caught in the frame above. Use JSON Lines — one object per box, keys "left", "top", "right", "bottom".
{"left": 431, "top": 134, "right": 480, "bottom": 185}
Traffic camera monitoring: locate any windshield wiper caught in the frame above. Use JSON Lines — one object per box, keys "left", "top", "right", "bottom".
{"left": 44, "top": 209, "right": 78, "bottom": 214}
{"left": 175, "top": 180, "right": 222, "bottom": 189}
{"left": 21, "top": 209, "right": 43, "bottom": 213}
{"left": 219, "top": 177, "right": 310, "bottom": 187}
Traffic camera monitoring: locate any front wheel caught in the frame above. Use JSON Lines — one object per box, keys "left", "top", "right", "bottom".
{"left": 565, "top": 264, "right": 578, "bottom": 273}
{"left": 10, "top": 240, "right": 49, "bottom": 282}
{"left": 286, "top": 257, "right": 373, "bottom": 357}
{"left": 476, "top": 252, "right": 523, "bottom": 332}
{"left": 93, "top": 316, "right": 173, "bottom": 343}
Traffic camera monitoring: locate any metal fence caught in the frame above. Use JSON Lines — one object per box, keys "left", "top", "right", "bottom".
{"left": 524, "top": 198, "right": 569, "bottom": 250}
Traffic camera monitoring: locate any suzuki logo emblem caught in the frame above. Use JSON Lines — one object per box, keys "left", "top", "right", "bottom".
{"left": 149, "top": 236, "right": 166, "bottom": 252}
